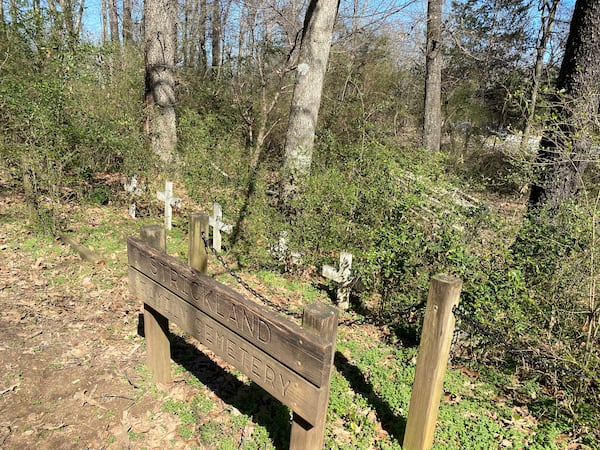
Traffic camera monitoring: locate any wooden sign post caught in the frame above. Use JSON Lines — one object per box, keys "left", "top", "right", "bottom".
{"left": 157, "top": 181, "right": 181, "bottom": 230}
{"left": 322, "top": 251, "right": 353, "bottom": 310}
{"left": 128, "top": 224, "right": 338, "bottom": 449}
{"left": 139, "top": 225, "right": 171, "bottom": 384}
{"left": 403, "top": 274, "right": 462, "bottom": 450}
{"left": 208, "top": 202, "right": 233, "bottom": 252}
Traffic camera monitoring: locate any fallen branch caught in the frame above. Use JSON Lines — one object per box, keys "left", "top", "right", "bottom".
{"left": 59, "top": 235, "right": 105, "bottom": 265}
{"left": 0, "top": 383, "right": 20, "bottom": 395}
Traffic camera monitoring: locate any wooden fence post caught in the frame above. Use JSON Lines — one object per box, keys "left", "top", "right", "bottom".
{"left": 403, "top": 274, "right": 462, "bottom": 450}
{"left": 139, "top": 225, "right": 171, "bottom": 384}
{"left": 189, "top": 213, "right": 209, "bottom": 274}
{"left": 290, "top": 302, "right": 338, "bottom": 449}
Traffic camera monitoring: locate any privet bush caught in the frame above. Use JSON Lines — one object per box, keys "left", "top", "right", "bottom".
{"left": 0, "top": 38, "right": 149, "bottom": 232}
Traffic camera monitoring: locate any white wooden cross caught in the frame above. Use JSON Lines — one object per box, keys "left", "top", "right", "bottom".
{"left": 124, "top": 174, "right": 142, "bottom": 218}
{"left": 157, "top": 181, "right": 181, "bottom": 231}
{"left": 322, "top": 251, "right": 353, "bottom": 310}
{"left": 208, "top": 202, "right": 233, "bottom": 252}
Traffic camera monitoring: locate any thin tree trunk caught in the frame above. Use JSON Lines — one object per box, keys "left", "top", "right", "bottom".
{"left": 74, "top": 0, "right": 84, "bottom": 37}
{"left": 123, "top": 0, "right": 134, "bottom": 46}
{"left": 280, "top": 0, "right": 339, "bottom": 208}
{"left": 108, "top": 0, "right": 119, "bottom": 45}
{"left": 182, "top": 0, "right": 191, "bottom": 66}
{"left": 9, "top": 0, "right": 18, "bottom": 32}
{"left": 101, "top": 0, "right": 107, "bottom": 44}
{"left": 198, "top": 0, "right": 207, "bottom": 71}
{"left": 422, "top": 0, "right": 443, "bottom": 152}
{"left": 521, "top": 0, "right": 560, "bottom": 151}
{"left": 211, "top": 0, "right": 221, "bottom": 74}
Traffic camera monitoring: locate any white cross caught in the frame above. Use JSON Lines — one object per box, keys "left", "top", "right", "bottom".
{"left": 208, "top": 202, "right": 233, "bottom": 252}
{"left": 322, "top": 251, "right": 353, "bottom": 310}
{"left": 157, "top": 181, "right": 181, "bottom": 231}
{"left": 124, "top": 175, "right": 142, "bottom": 218}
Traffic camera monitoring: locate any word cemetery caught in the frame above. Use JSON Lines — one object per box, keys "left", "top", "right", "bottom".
{"left": 128, "top": 220, "right": 338, "bottom": 449}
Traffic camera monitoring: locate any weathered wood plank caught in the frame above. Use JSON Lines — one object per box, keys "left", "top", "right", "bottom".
{"left": 129, "top": 267, "right": 325, "bottom": 425}
{"left": 127, "top": 237, "right": 331, "bottom": 388}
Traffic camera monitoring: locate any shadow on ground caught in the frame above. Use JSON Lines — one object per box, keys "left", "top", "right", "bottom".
{"left": 334, "top": 350, "right": 406, "bottom": 444}
{"left": 138, "top": 315, "right": 292, "bottom": 449}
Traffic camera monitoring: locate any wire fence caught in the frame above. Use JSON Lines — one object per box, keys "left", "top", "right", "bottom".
{"left": 200, "top": 233, "right": 599, "bottom": 384}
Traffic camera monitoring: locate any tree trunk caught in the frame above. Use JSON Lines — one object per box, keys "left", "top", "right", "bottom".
{"left": 182, "top": 0, "right": 191, "bottom": 66}
{"left": 198, "top": 0, "right": 207, "bottom": 71}
{"left": 108, "top": 0, "right": 119, "bottom": 44}
{"left": 144, "top": 0, "right": 178, "bottom": 168}
{"left": 528, "top": 0, "right": 600, "bottom": 211}
{"left": 211, "top": 0, "right": 221, "bottom": 74}
{"left": 101, "top": 0, "right": 107, "bottom": 44}
{"left": 280, "top": 0, "right": 339, "bottom": 209}
{"left": 123, "top": 0, "right": 134, "bottom": 46}
{"left": 520, "top": 0, "right": 560, "bottom": 151}
{"left": 422, "top": 0, "right": 442, "bottom": 152}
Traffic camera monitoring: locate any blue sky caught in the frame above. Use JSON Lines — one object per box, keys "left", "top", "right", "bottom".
{"left": 79, "top": 0, "right": 576, "bottom": 44}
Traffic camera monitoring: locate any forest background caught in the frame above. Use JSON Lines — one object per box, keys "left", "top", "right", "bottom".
{"left": 1, "top": 0, "right": 600, "bottom": 447}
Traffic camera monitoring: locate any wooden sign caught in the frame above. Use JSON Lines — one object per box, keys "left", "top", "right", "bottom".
{"left": 128, "top": 237, "right": 337, "bottom": 433}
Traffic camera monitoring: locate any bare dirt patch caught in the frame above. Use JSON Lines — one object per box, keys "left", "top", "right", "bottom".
{"left": 0, "top": 189, "right": 285, "bottom": 449}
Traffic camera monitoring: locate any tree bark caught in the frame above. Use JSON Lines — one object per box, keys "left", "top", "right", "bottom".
{"left": 211, "top": 0, "right": 221, "bottom": 74}
{"left": 280, "top": 0, "right": 339, "bottom": 209}
{"left": 144, "top": 0, "right": 178, "bottom": 168}
{"left": 422, "top": 0, "right": 442, "bottom": 152}
{"left": 198, "top": 0, "right": 207, "bottom": 71}
{"left": 528, "top": 0, "right": 600, "bottom": 211}
{"left": 101, "top": 0, "right": 107, "bottom": 44}
{"left": 108, "top": 0, "right": 119, "bottom": 44}
{"left": 123, "top": 0, "right": 134, "bottom": 46}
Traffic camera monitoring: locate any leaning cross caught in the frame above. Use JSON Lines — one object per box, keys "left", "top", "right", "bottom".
{"left": 156, "top": 181, "right": 181, "bottom": 231}
{"left": 208, "top": 202, "right": 233, "bottom": 252}
{"left": 322, "top": 251, "right": 353, "bottom": 310}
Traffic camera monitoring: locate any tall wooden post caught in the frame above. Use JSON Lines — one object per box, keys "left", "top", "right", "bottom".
{"left": 403, "top": 274, "right": 462, "bottom": 450}
{"left": 139, "top": 225, "right": 171, "bottom": 384}
{"left": 290, "top": 302, "right": 338, "bottom": 449}
{"left": 189, "top": 213, "right": 209, "bottom": 274}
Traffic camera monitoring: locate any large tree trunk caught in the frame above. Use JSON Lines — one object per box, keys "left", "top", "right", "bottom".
{"left": 144, "top": 0, "right": 178, "bottom": 168}
{"left": 422, "top": 0, "right": 442, "bottom": 152}
{"left": 279, "top": 0, "right": 339, "bottom": 209}
{"left": 529, "top": 0, "right": 600, "bottom": 211}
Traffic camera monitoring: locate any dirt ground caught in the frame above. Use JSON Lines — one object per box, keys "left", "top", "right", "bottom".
{"left": 0, "top": 187, "right": 279, "bottom": 449}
